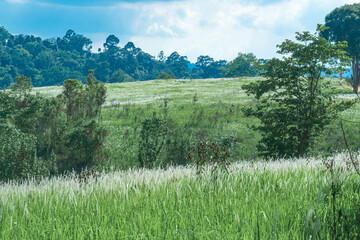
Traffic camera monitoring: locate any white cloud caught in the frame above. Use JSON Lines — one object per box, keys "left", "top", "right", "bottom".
{"left": 102, "top": 0, "right": 360, "bottom": 62}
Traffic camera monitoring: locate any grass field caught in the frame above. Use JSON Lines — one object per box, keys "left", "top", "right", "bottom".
{"left": 0, "top": 153, "right": 359, "bottom": 239}
{"left": 33, "top": 77, "right": 360, "bottom": 170}
{"left": 2, "top": 77, "right": 360, "bottom": 239}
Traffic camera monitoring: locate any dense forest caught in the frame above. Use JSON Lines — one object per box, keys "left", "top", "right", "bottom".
{"left": 0, "top": 27, "right": 260, "bottom": 87}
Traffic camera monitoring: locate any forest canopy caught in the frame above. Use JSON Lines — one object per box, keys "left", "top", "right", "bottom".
{"left": 0, "top": 27, "right": 260, "bottom": 87}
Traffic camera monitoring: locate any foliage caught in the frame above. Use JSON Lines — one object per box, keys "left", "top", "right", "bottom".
{"left": 61, "top": 119, "right": 107, "bottom": 172}
{"left": 59, "top": 72, "right": 107, "bottom": 172}
{"left": 0, "top": 27, "right": 228, "bottom": 88}
{"left": 188, "top": 141, "right": 230, "bottom": 175}
{"left": 138, "top": 116, "right": 168, "bottom": 168}
{"left": 0, "top": 71, "right": 107, "bottom": 180}
{"left": 163, "top": 129, "right": 191, "bottom": 166}
{"left": 0, "top": 124, "right": 52, "bottom": 181}
{"left": 242, "top": 26, "right": 354, "bottom": 158}
{"left": 222, "top": 52, "right": 260, "bottom": 77}
{"left": 109, "top": 69, "right": 134, "bottom": 83}
{"left": 194, "top": 55, "right": 227, "bottom": 79}
{"left": 324, "top": 3, "right": 360, "bottom": 94}
{"left": 156, "top": 73, "right": 176, "bottom": 79}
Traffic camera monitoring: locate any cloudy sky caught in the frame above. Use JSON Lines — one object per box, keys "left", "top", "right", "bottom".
{"left": 0, "top": 0, "right": 359, "bottom": 62}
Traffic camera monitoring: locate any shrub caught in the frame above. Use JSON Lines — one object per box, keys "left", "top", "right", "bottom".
{"left": 156, "top": 73, "right": 176, "bottom": 80}
{"left": 0, "top": 124, "right": 53, "bottom": 182}
{"left": 138, "top": 116, "right": 167, "bottom": 168}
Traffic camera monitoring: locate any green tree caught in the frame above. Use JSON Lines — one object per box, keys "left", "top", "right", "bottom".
{"left": 103, "top": 34, "right": 120, "bottom": 50}
{"left": 60, "top": 75, "right": 107, "bottom": 172}
{"left": 57, "top": 29, "right": 92, "bottom": 54}
{"left": 222, "top": 52, "right": 260, "bottom": 77}
{"left": 242, "top": 26, "right": 353, "bottom": 158}
{"left": 63, "top": 79, "right": 84, "bottom": 123}
{"left": 0, "top": 27, "right": 10, "bottom": 46}
{"left": 324, "top": 3, "right": 360, "bottom": 94}
{"left": 166, "top": 51, "right": 190, "bottom": 78}
{"left": 109, "top": 69, "right": 134, "bottom": 83}
{"left": 85, "top": 70, "right": 107, "bottom": 119}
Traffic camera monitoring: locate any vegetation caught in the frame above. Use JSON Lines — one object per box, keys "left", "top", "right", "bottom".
{"left": 2, "top": 3, "right": 360, "bottom": 238}
{"left": 0, "top": 27, "right": 254, "bottom": 88}
{"left": 0, "top": 155, "right": 359, "bottom": 239}
{"left": 243, "top": 27, "right": 354, "bottom": 158}
{"left": 0, "top": 71, "right": 107, "bottom": 181}
{"left": 222, "top": 52, "right": 260, "bottom": 77}
{"left": 324, "top": 3, "right": 360, "bottom": 94}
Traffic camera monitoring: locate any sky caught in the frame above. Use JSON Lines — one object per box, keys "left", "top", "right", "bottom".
{"left": 1, "top": 0, "right": 360, "bottom": 62}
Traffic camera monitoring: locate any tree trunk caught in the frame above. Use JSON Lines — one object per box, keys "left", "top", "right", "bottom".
{"left": 351, "top": 58, "right": 360, "bottom": 94}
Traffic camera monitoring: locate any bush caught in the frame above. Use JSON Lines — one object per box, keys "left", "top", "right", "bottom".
{"left": 156, "top": 73, "right": 176, "bottom": 80}
{"left": 163, "top": 129, "right": 192, "bottom": 166}
{"left": 0, "top": 124, "right": 53, "bottom": 182}
{"left": 138, "top": 116, "right": 167, "bottom": 168}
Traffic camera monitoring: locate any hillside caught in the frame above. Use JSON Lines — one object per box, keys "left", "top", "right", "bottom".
{"left": 34, "top": 77, "right": 360, "bottom": 169}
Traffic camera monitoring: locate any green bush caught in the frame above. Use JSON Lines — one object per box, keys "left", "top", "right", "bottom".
{"left": 0, "top": 124, "right": 53, "bottom": 181}
{"left": 0, "top": 72, "right": 107, "bottom": 180}
{"left": 156, "top": 73, "right": 176, "bottom": 80}
{"left": 138, "top": 116, "right": 167, "bottom": 168}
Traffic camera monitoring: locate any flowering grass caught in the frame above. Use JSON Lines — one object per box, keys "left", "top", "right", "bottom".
{"left": 0, "top": 153, "right": 359, "bottom": 239}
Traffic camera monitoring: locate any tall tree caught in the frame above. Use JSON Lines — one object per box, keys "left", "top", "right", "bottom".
{"left": 103, "top": 34, "right": 120, "bottom": 50}
{"left": 243, "top": 26, "right": 353, "bottom": 158}
{"left": 324, "top": 3, "right": 360, "bottom": 94}
{"left": 57, "top": 29, "right": 92, "bottom": 54}
{"left": 166, "top": 51, "right": 190, "bottom": 78}
{"left": 222, "top": 52, "right": 260, "bottom": 77}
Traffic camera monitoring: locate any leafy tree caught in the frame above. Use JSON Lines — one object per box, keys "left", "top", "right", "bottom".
{"left": 109, "top": 69, "right": 134, "bottom": 83}
{"left": 324, "top": 3, "right": 360, "bottom": 94}
{"left": 84, "top": 70, "right": 107, "bottom": 119}
{"left": 195, "top": 56, "right": 227, "bottom": 78}
{"left": 242, "top": 26, "right": 353, "bottom": 158}
{"left": 103, "top": 34, "right": 120, "bottom": 50}
{"left": 0, "top": 124, "right": 48, "bottom": 181}
{"left": 196, "top": 55, "right": 214, "bottom": 69}
{"left": 0, "top": 75, "right": 58, "bottom": 181}
{"left": 166, "top": 51, "right": 190, "bottom": 78}
{"left": 0, "top": 27, "right": 10, "bottom": 45}
{"left": 157, "top": 50, "right": 166, "bottom": 62}
{"left": 60, "top": 74, "right": 107, "bottom": 172}
{"left": 63, "top": 79, "right": 84, "bottom": 123}
{"left": 57, "top": 29, "right": 92, "bottom": 54}
{"left": 223, "top": 52, "right": 260, "bottom": 77}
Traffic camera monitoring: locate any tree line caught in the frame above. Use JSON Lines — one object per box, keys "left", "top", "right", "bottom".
{"left": 0, "top": 27, "right": 260, "bottom": 88}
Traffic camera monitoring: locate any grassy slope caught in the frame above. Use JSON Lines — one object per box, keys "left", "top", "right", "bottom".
{"left": 34, "top": 77, "right": 360, "bottom": 169}
{"left": 0, "top": 154, "right": 359, "bottom": 239}
{"left": 3, "top": 78, "right": 360, "bottom": 239}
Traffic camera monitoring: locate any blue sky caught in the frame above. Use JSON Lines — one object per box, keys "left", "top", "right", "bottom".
{"left": 1, "top": 0, "right": 359, "bottom": 61}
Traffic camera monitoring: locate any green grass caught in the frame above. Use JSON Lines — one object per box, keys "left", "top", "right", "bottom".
{"left": 33, "top": 77, "right": 360, "bottom": 170}
{"left": 0, "top": 154, "right": 359, "bottom": 239}
{"left": 3, "top": 77, "right": 360, "bottom": 239}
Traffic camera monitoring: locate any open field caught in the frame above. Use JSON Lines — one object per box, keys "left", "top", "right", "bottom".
{"left": 2, "top": 78, "right": 359, "bottom": 239}
{"left": 32, "top": 77, "right": 360, "bottom": 170}
{"left": 0, "top": 153, "right": 359, "bottom": 239}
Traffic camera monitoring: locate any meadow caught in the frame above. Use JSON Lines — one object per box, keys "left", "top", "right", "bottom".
{"left": 0, "top": 153, "right": 359, "bottom": 239}
{"left": 6, "top": 77, "right": 356, "bottom": 239}
{"left": 35, "top": 77, "right": 360, "bottom": 169}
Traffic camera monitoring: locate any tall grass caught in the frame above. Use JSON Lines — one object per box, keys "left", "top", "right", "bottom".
{"left": 0, "top": 153, "right": 359, "bottom": 239}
